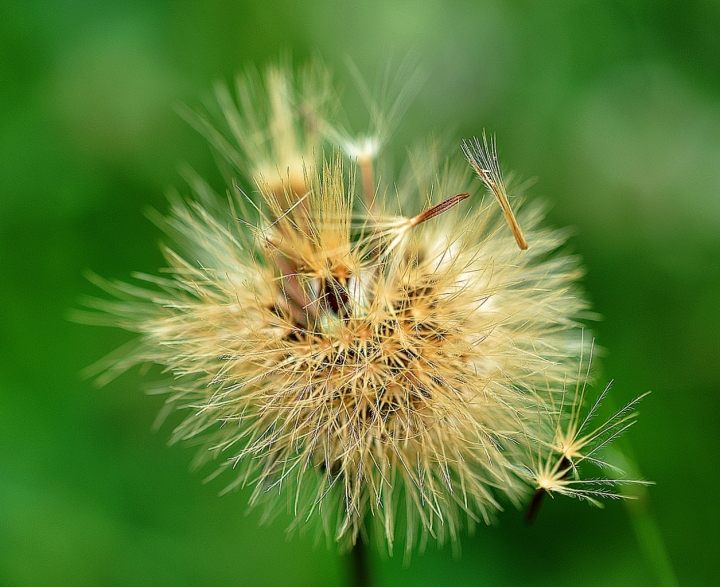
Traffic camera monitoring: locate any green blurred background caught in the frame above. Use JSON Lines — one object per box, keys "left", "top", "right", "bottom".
{"left": 1, "top": 1, "right": 719, "bottom": 585}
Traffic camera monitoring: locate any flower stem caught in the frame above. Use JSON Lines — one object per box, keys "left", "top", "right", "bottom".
{"left": 348, "top": 540, "right": 371, "bottom": 587}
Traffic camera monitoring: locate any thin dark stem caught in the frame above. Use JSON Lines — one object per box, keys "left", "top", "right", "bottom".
{"left": 524, "top": 488, "right": 546, "bottom": 525}
{"left": 348, "top": 540, "right": 371, "bottom": 587}
{"left": 526, "top": 456, "right": 573, "bottom": 525}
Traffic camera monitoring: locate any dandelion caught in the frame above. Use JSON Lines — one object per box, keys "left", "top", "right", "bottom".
{"left": 79, "top": 61, "right": 644, "bottom": 557}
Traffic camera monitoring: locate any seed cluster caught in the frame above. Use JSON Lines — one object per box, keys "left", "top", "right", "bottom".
{"left": 82, "top": 62, "right": 643, "bottom": 556}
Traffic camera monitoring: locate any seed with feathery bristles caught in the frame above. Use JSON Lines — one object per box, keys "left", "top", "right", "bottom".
{"left": 78, "top": 61, "right": 646, "bottom": 557}
{"left": 462, "top": 132, "right": 528, "bottom": 250}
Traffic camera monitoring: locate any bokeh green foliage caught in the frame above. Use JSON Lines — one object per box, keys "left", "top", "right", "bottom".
{"left": 1, "top": 1, "right": 719, "bottom": 585}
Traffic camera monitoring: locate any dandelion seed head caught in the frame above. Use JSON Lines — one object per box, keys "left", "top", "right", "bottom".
{"left": 82, "top": 61, "right": 645, "bottom": 555}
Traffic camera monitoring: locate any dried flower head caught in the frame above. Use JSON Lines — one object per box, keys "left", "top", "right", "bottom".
{"left": 80, "top": 62, "right": 643, "bottom": 556}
